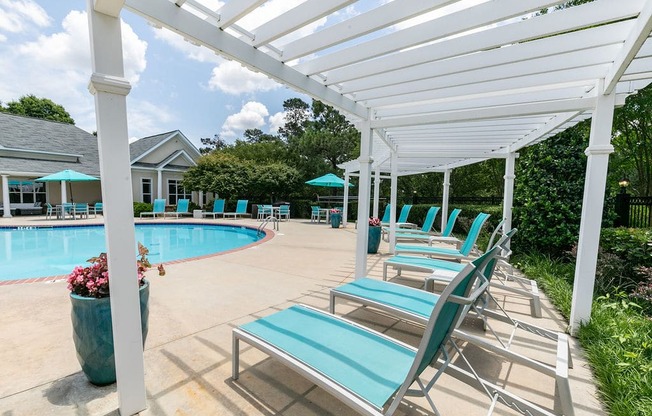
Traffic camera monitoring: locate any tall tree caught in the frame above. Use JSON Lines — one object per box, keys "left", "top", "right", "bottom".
{"left": 199, "top": 134, "right": 227, "bottom": 154}
{"left": 1, "top": 95, "right": 75, "bottom": 124}
{"left": 278, "top": 98, "right": 310, "bottom": 140}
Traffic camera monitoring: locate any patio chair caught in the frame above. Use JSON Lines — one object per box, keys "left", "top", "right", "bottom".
{"left": 310, "top": 205, "right": 325, "bottom": 223}
{"left": 45, "top": 203, "right": 61, "bottom": 220}
{"left": 233, "top": 257, "right": 487, "bottom": 416}
{"left": 430, "top": 211, "right": 494, "bottom": 251}
{"left": 278, "top": 204, "right": 290, "bottom": 221}
{"left": 74, "top": 203, "right": 90, "bottom": 219}
{"left": 395, "top": 212, "right": 490, "bottom": 261}
{"left": 164, "top": 199, "right": 191, "bottom": 218}
{"left": 330, "top": 238, "right": 573, "bottom": 416}
{"left": 140, "top": 199, "right": 166, "bottom": 218}
{"left": 202, "top": 199, "right": 225, "bottom": 219}
{"left": 383, "top": 206, "right": 440, "bottom": 242}
{"left": 92, "top": 202, "right": 103, "bottom": 218}
{"left": 61, "top": 203, "right": 75, "bottom": 220}
{"left": 257, "top": 204, "right": 273, "bottom": 221}
{"left": 223, "top": 199, "right": 250, "bottom": 219}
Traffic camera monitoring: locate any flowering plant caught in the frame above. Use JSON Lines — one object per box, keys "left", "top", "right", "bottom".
{"left": 330, "top": 208, "right": 341, "bottom": 214}
{"left": 369, "top": 217, "right": 381, "bottom": 227}
{"left": 67, "top": 243, "right": 165, "bottom": 299}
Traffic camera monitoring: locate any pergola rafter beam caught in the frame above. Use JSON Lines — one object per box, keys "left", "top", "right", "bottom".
{"left": 216, "top": 0, "right": 267, "bottom": 29}
{"left": 605, "top": 0, "right": 652, "bottom": 94}
{"left": 124, "top": 0, "right": 368, "bottom": 119}
{"left": 93, "top": 0, "right": 124, "bottom": 17}
{"left": 251, "top": 0, "right": 355, "bottom": 48}
{"left": 371, "top": 97, "right": 596, "bottom": 129}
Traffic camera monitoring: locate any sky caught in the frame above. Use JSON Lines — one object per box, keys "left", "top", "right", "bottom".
{"left": 0, "top": 0, "right": 320, "bottom": 147}
{"left": 0, "top": 0, "right": 492, "bottom": 148}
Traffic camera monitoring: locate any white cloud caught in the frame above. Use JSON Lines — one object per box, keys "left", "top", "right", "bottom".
{"left": 127, "top": 98, "right": 176, "bottom": 139}
{"left": 0, "top": 10, "right": 147, "bottom": 133}
{"left": 208, "top": 61, "right": 280, "bottom": 95}
{"left": 0, "top": 0, "right": 51, "bottom": 33}
{"left": 268, "top": 111, "right": 285, "bottom": 134}
{"left": 221, "top": 101, "right": 269, "bottom": 138}
{"left": 153, "top": 28, "right": 222, "bottom": 64}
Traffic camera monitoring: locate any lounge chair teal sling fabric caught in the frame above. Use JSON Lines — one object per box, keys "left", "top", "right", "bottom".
{"left": 383, "top": 206, "right": 440, "bottom": 242}
{"left": 140, "top": 198, "right": 166, "bottom": 218}
{"left": 202, "top": 199, "right": 225, "bottom": 218}
{"left": 224, "top": 199, "right": 250, "bottom": 219}
{"left": 395, "top": 212, "right": 490, "bottom": 260}
{"left": 232, "top": 260, "right": 484, "bottom": 416}
{"left": 439, "top": 208, "right": 462, "bottom": 237}
{"left": 164, "top": 198, "right": 191, "bottom": 218}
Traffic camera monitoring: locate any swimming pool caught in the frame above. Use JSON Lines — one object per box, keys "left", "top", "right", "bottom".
{"left": 0, "top": 223, "right": 264, "bottom": 282}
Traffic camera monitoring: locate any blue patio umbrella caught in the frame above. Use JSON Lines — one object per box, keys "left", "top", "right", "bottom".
{"left": 305, "top": 173, "right": 354, "bottom": 188}
{"left": 35, "top": 169, "right": 99, "bottom": 203}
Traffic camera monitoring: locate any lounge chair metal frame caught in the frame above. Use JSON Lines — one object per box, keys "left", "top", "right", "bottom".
{"left": 383, "top": 206, "right": 441, "bottom": 242}
{"left": 233, "top": 261, "right": 487, "bottom": 416}
{"left": 202, "top": 199, "right": 225, "bottom": 218}
{"left": 140, "top": 198, "right": 166, "bottom": 218}
{"left": 164, "top": 198, "right": 192, "bottom": 218}
{"left": 331, "top": 237, "right": 573, "bottom": 415}
{"left": 223, "top": 199, "right": 251, "bottom": 219}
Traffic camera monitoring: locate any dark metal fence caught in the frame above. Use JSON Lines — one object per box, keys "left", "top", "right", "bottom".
{"left": 615, "top": 194, "right": 652, "bottom": 228}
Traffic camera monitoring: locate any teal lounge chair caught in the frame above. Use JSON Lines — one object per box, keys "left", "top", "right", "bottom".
{"left": 381, "top": 204, "right": 414, "bottom": 228}
{"left": 140, "top": 199, "right": 166, "bottom": 218}
{"left": 164, "top": 198, "right": 191, "bottom": 218}
{"left": 223, "top": 199, "right": 250, "bottom": 219}
{"left": 329, "top": 240, "right": 573, "bottom": 416}
{"left": 92, "top": 202, "right": 103, "bottom": 218}
{"left": 395, "top": 212, "right": 490, "bottom": 261}
{"left": 383, "top": 206, "right": 440, "bottom": 242}
{"left": 202, "top": 199, "right": 225, "bottom": 219}
{"left": 233, "top": 258, "right": 485, "bottom": 416}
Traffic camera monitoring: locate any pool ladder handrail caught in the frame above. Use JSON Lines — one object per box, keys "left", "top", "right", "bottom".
{"left": 257, "top": 215, "right": 279, "bottom": 235}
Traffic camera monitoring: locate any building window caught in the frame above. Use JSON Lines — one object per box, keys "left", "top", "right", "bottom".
{"left": 9, "top": 181, "right": 46, "bottom": 204}
{"left": 141, "top": 178, "right": 152, "bottom": 204}
{"left": 167, "top": 179, "right": 190, "bottom": 205}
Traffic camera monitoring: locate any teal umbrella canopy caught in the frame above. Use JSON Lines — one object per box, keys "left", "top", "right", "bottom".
{"left": 35, "top": 169, "right": 99, "bottom": 182}
{"left": 305, "top": 173, "right": 354, "bottom": 188}
{"left": 35, "top": 169, "right": 99, "bottom": 203}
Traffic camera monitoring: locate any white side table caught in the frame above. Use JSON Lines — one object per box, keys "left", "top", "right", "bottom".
{"left": 193, "top": 209, "right": 203, "bottom": 219}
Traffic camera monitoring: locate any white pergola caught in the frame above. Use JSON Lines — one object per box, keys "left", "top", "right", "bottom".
{"left": 86, "top": 0, "right": 652, "bottom": 413}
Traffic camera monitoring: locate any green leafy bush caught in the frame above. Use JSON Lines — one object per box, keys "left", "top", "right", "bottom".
{"left": 133, "top": 202, "right": 153, "bottom": 218}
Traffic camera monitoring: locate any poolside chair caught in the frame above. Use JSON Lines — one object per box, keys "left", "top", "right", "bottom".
{"left": 45, "top": 203, "right": 61, "bottom": 220}
{"left": 257, "top": 204, "right": 273, "bottom": 221}
{"left": 429, "top": 211, "right": 491, "bottom": 251}
{"left": 140, "top": 199, "right": 166, "bottom": 218}
{"left": 382, "top": 206, "right": 440, "bottom": 242}
{"left": 223, "top": 199, "right": 250, "bottom": 219}
{"left": 202, "top": 199, "right": 225, "bottom": 219}
{"left": 329, "top": 241, "right": 574, "bottom": 416}
{"left": 92, "top": 203, "right": 103, "bottom": 218}
{"left": 74, "top": 203, "right": 90, "bottom": 219}
{"left": 395, "top": 212, "right": 490, "bottom": 261}
{"left": 310, "top": 205, "right": 325, "bottom": 223}
{"left": 233, "top": 258, "right": 487, "bottom": 416}
{"left": 164, "top": 198, "right": 191, "bottom": 219}
{"left": 278, "top": 204, "right": 290, "bottom": 221}
{"left": 381, "top": 204, "right": 414, "bottom": 228}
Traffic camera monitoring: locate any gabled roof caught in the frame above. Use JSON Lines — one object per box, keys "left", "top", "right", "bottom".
{"left": 0, "top": 112, "right": 100, "bottom": 177}
{"left": 124, "top": 0, "right": 652, "bottom": 174}
{"left": 129, "top": 130, "right": 201, "bottom": 165}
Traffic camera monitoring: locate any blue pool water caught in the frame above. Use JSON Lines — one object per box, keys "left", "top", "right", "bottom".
{"left": 0, "top": 223, "right": 263, "bottom": 281}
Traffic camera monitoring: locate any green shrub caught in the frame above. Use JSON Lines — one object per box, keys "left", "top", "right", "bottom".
{"left": 133, "top": 202, "right": 152, "bottom": 217}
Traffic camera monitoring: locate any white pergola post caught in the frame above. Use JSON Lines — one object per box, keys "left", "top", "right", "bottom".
{"left": 198, "top": 190, "right": 204, "bottom": 206}
{"left": 372, "top": 168, "right": 380, "bottom": 218}
{"left": 157, "top": 169, "right": 163, "bottom": 201}
{"left": 503, "top": 153, "right": 517, "bottom": 236}
{"left": 87, "top": 2, "right": 147, "bottom": 414}
{"left": 389, "top": 151, "right": 398, "bottom": 254}
{"left": 570, "top": 81, "right": 616, "bottom": 335}
{"left": 441, "top": 169, "right": 451, "bottom": 232}
{"left": 61, "top": 180, "right": 68, "bottom": 204}
{"left": 343, "top": 171, "right": 350, "bottom": 227}
{"left": 1, "top": 175, "right": 11, "bottom": 218}
{"left": 355, "top": 116, "right": 373, "bottom": 278}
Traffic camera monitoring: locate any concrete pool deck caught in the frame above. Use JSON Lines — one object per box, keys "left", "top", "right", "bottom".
{"left": 0, "top": 215, "right": 604, "bottom": 415}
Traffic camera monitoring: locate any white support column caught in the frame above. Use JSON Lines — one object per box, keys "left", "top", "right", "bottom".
{"left": 372, "top": 168, "right": 380, "bottom": 218}
{"left": 87, "top": 2, "right": 147, "bottom": 414}
{"left": 61, "top": 180, "right": 68, "bottom": 204}
{"left": 157, "top": 170, "right": 163, "bottom": 201}
{"left": 355, "top": 116, "right": 373, "bottom": 278}
{"left": 198, "top": 190, "right": 204, "bottom": 206}
{"left": 389, "top": 152, "right": 398, "bottom": 254}
{"left": 503, "top": 153, "right": 517, "bottom": 236}
{"left": 1, "top": 175, "right": 11, "bottom": 218}
{"left": 570, "top": 82, "right": 616, "bottom": 335}
{"left": 441, "top": 169, "right": 451, "bottom": 232}
{"left": 343, "top": 171, "right": 350, "bottom": 227}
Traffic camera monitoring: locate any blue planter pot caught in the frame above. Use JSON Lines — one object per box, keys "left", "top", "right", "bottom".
{"left": 368, "top": 226, "right": 381, "bottom": 254}
{"left": 331, "top": 213, "right": 342, "bottom": 228}
{"left": 70, "top": 281, "right": 149, "bottom": 385}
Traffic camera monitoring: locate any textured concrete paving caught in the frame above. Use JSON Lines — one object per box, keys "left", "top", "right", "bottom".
{"left": 0, "top": 215, "right": 604, "bottom": 415}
